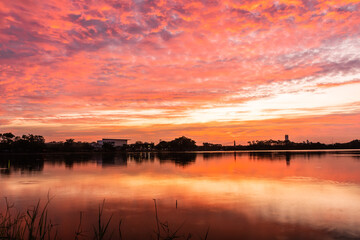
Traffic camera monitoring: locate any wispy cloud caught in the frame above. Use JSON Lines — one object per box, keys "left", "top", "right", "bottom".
{"left": 1, "top": 0, "right": 360, "bottom": 143}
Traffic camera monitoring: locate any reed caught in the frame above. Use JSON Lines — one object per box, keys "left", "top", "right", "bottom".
{"left": 93, "top": 200, "right": 113, "bottom": 240}
{"left": 0, "top": 195, "right": 57, "bottom": 240}
{"left": 1, "top": 198, "right": 209, "bottom": 240}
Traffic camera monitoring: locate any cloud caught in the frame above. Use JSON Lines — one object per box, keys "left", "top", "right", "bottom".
{"left": 0, "top": 0, "right": 360, "bottom": 142}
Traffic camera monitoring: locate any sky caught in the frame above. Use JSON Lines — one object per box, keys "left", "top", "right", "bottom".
{"left": 1, "top": 0, "right": 360, "bottom": 144}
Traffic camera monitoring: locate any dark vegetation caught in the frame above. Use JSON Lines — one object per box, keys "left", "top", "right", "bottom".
{"left": 1, "top": 132, "right": 360, "bottom": 153}
{"left": 0, "top": 133, "right": 45, "bottom": 153}
{"left": 0, "top": 197, "right": 209, "bottom": 240}
{"left": 243, "top": 139, "right": 360, "bottom": 150}
{"left": 156, "top": 137, "right": 197, "bottom": 151}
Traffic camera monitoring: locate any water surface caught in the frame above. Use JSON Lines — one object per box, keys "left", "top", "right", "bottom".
{"left": 1, "top": 151, "right": 360, "bottom": 239}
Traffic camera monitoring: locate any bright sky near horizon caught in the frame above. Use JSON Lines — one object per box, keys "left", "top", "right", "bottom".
{"left": 1, "top": 0, "right": 360, "bottom": 144}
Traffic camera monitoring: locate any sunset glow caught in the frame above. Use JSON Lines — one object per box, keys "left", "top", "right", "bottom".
{"left": 1, "top": 0, "right": 360, "bottom": 143}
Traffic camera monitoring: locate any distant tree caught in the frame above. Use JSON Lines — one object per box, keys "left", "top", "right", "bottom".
{"left": 202, "top": 142, "right": 223, "bottom": 150}
{"left": 10, "top": 134, "right": 45, "bottom": 152}
{"left": 128, "top": 141, "right": 155, "bottom": 151}
{"left": 62, "top": 138, "right": 75, "bottom": 152}
{"left": 102, "top": 142, "right": 115, "bottom": 152}
{"left": 169, "top": 136, "right": 197, "bottom": 151}
{"left": 156, "top": 140, "right": 171, "bottom": 151}
{"left": 0, "top": 133, "right": 15, "bottom": 152}
{"left": 1, "top": 132, "right": 15, "bottom": 143}
{"left": 65, "top": 139, "right": 75, "bottom": 145}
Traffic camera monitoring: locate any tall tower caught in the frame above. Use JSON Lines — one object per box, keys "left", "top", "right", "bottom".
{"left": 285, "top": 135, "right": 289, "bottom": 142}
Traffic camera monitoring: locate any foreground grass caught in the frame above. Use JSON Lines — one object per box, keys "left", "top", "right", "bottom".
{"left": 0, "top": 198, "right": 209, "bottom": 240}
{"left": 0, "top": 195, "right": 57, "bottom": 240}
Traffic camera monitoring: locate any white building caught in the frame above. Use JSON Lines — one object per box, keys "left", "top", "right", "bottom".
{"left": 97, "top": 138, "right": 128, "bottom": 147}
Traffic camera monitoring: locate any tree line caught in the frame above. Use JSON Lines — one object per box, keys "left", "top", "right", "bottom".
{"left": 1, "top": 132, "right": 360, "bottom": 153}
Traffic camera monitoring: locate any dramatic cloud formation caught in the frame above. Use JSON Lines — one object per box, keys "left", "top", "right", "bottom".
{"left": 1, "top": 0, "right": 360, "bottom": 144}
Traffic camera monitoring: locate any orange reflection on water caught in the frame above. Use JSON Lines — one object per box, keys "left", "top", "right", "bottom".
{"left": 1, "top": 151, "right": 360, "bottom": 239}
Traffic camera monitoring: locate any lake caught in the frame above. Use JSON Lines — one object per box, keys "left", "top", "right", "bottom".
{"left": 1, "top": 150, "right": 360, "bottom": 239}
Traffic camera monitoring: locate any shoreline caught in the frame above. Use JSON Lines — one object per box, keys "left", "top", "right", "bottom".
{"left": 1, "top": 148, "right": 360, "bottom": 155}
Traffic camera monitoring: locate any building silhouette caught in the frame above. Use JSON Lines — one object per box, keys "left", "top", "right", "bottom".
{"left": 285, "top": 135, "right": 289, "bottom": 142}
{"left": 97, "top": 138, "right": 128, "bottom": 147}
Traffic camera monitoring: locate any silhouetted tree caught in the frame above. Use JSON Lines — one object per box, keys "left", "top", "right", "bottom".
{"left": 155, "top": 136, "right": 197, "bottom": 151}
{"left": 1, "top": 133, "right": 15, "bottom": 143}
{"left": 155, "top": 137, "right": 197, "bottom": 151}
{"left": 201, "top": 142, "right": 223, "bottom": 151}
{"left": 0, "top": 133, "right": 45, "bottom": 152}
{"left": 12, "top": 134, "right": 45, "bottom": 152}
{"left": 156, "top": 140, "right": 171, "bottom": 151}
{"left": 102, "top": 142, "right": 115, "bottom": 152}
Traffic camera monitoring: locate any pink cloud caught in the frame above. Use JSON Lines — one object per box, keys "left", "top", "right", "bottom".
{"left": 1, "top": 0, "right": 360, "bottom": 142}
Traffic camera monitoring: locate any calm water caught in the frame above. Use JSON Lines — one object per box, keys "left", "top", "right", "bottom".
{"left": 1, "top": 151, "right": 360, "bottom": 239}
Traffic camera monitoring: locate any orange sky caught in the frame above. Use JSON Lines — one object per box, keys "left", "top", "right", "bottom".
{"left": 1, "top": 0, "right": 360, "bottom": 144}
